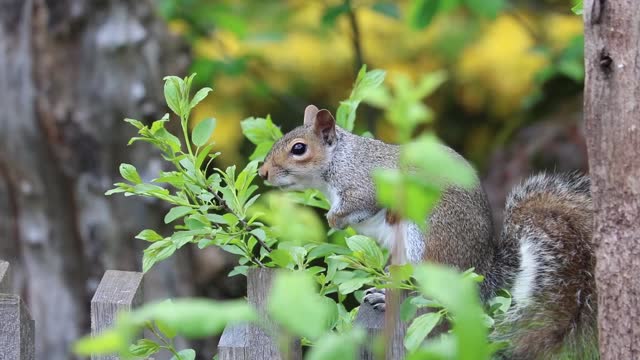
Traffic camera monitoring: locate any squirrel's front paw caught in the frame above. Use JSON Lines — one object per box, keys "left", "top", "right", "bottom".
{"left": 327, "top": 212, "right": 348, "bottom": 229}
{"left": 363, "top": 288, "right": 386, "bottom": 312}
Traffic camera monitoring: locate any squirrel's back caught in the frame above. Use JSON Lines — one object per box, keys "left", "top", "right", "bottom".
{"left": 492, "top": 172, "right": 597, "bottom": 359}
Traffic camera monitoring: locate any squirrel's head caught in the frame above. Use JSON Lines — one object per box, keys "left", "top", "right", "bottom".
{"left": 258, "top": 104, "right": 337, "bottom": 190}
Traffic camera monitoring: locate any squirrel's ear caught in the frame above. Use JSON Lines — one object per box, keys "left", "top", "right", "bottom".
{"left": 303, "top": 105, "right": 319, "bottom": 126}
{"left": 314, "top": 109, "right": 336, "bottom": 145}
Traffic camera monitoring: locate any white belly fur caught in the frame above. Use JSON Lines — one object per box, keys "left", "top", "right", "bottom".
{"left": 351, "top": 209, "right": 425, "bottom": 264}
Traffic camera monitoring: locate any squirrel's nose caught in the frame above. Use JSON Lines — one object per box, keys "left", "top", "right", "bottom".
{"left": 258, "top": 164, "right": 269, "bottom": 180}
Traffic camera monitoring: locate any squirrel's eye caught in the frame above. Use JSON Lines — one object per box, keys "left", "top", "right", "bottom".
{"left": 291, "top": 142, "right": 307, "bottom": 155}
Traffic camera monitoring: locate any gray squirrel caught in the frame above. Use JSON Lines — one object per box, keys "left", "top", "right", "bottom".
{"left": 258, "top": 105, "right": 597, "bottom": 359}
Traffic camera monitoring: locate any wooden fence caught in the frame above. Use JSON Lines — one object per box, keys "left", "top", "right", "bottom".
{"left": 0, "top": 261, "right": 406, "bottom": 360}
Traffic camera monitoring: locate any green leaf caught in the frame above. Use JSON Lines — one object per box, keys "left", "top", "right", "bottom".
{"left": 192, "top": 118, "right": 217, "bottom": 147}
{"left": 119, "top": 163, "right": 142, "bottom": 184}
{"left": 164, "top": 206, "right": 192, "bottom": 224}
{"left": 322, "top": 3, "right": 350, "bottom": 27}
{"left": 131, "top": 299, "right": 256, "bottom": 338}
{"left": 346, "top": 235, "right": 385, "bottom": 269}
{"left": 307, "top": 243, "right": 352, "bottom": 260}
{"left": 171, "top": 349, "right": 196, "bottom": 360}
{"left": 129, "top": 339, "right": 160, "bottom": 357}
{"left": 73, "top": 328, "right": 126, "bottom": 355}
{"left": 413, "top": 264, "right": 489, "bottom": 360}
{"left": 124, "top": 118, "right": 144, "bottom": 130}
{"left": 402, "top": 134, "right": 477, "bottom": 188}
{"left": 189, "top": 87, "right": 212, "bottom": 110}
{"left": 400, "top": 296, "right": 418, "bottom": 322}
{"left": 338, "top": 276, "right": 374, "bottom": 295}
{"left": 464, "top": 0, "right": 504, "bottom": 18}
{"left": 135, "top": 229, "right": 163, "bottom": 242}
{"left": 268, "top": 271, "right": 333, "bottom": 339}
{"left": 156, "top": 319, "right": 177, "bottom": 339}
{"left": 163, "top": 76, "right": 183, "bottom": 116}
{"left": 409, "top": 0, "right": 441, "bottom": 29}
{"left": 571, "top": 0, "right": 583, "bottom": 15}
{"left": 404, "top": 312, "right": 442, "bottom": 352}
{"left": 269, "top": 249, "right": 293, "bottom": 268}
{"left": 306, "top": 328, "right": 365, "bottom": 360}
{"left": 390, "top": 264, "right": 413, "bottom": 283}
{"left": 336, "top": 66, "right": 386, "bottom": 131}
{"left": 241, "top": 115, "right": 283, "bottom": 145}
{"left": 371, "top": 2, "right": 400, "bottom": 19}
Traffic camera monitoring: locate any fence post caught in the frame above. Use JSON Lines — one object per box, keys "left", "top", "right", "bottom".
{"left": 384, "top": 289, "right": 410, "bottom": 359}
{"left": 354, "top": 301, "right": 384, "bottom": 360}
{"left": 218, "top": 268, "right": 302, "bottom": 360}
{"left": 218, "top": 324, "right": 249, "bottom": 360}
{"left": 0, "top": 261, "right": 35, "bottom": 360}
{"left": 90, "top": 270, "right": 143, "bottom": 360}
{"left": 0, "top": 260, "right": 9, "bottom": 293}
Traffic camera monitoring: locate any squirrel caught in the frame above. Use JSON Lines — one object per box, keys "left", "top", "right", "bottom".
{"left": 258, "top": 105, "right": 597, "bottom": 360}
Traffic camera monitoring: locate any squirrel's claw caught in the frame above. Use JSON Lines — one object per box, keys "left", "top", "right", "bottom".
{"left": 363, "top": 288, "right": 386, "bottom": 312}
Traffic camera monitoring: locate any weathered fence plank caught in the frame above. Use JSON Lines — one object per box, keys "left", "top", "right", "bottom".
{"left": 217, "top": 268, "right": 303, "bottom": 360}
{"left": 384, "top": 289, "right": 410, "bottom": 359}
{"left": 90, "top": 270, "right": 143, "bottom": 360}
{"left": 219, "top": 324, "right": 249, "bottom": 360}
{"left": 0, "top": 260, "right": 9, "bottom": 293}
{"left": 246, "top": 268, "right": 302, "bottom": 360}
{"left": 0, "top": 294, "right": 35, "bottom": 360}
{"left": 354, "top": 301, "right": 384, "bottom": 360}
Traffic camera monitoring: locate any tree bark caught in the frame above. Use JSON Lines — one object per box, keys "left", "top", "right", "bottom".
{"left": 584, "top": 1, "right": 640, "bottom": 359}
{"left": 0, "top": 1, "right": 200, "bottom": 359}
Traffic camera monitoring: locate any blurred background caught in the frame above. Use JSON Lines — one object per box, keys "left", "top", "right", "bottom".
{"left": 0, "top": 0, "right": 586, "bottom": 359}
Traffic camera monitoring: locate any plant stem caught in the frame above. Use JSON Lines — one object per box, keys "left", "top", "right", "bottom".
{"left": 211, "top": 189, "right": 273, "bottom": 253}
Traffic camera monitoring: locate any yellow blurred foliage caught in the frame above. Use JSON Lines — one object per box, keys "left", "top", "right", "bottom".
{"left": 457, "top": 15, "right": 548, "bottom": 117}
{"left": 173, "top": 2, "right": 582, "bottom": 162}
{"left": 543, "top": 14, "right": 583, "bottom": 50}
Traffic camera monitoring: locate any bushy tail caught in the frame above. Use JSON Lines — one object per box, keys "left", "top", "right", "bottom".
{"left": 491, "top": 173, "right": 598, "bottom": 360}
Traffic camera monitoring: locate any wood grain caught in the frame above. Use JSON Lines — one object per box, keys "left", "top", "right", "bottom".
{"left": 584, "top": 1, "right": 640, "bottom": 358}
{"left": 0, "top": 294, "right": 35, "bottom": 360}
{"left": 90, "top": 270, "right": 143, "bottom": 360}
{"left": 354, "top": 301, "right": 384, "bottom": 360}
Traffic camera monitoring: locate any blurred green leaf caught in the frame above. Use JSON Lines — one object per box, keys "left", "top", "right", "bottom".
{"left": 306, "top": 328, "right": 365, "bottom": 360}
{"left": 413, "top": 264, "right": 489, "bottom": 360}
{"left": 371, "top": 2, "right": 400, "bottom": 19}
{"left": 572, "top": 0, "right": 583, "bottom": 15}
{"left": 171, "top": 349, "right": 196, "bottom": 360}
{"left": 268, "top": 271, "right": 333, "bottom": 339}
{"left": 131, "top": 299, "right": 256, "bottom": 338}
{"left": 464, "top": 0, "right": 505, "bottom": 19}
{"left": 409, "top": 0, "right": 441, "bottom": 29}
{"left": 322, "top": 3, "right": 350, "bottom": 27}
{"left": 73, "top": 328, "right": 127, "bottom": 356}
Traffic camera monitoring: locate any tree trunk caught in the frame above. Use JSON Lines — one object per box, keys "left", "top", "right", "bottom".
{"left": 584, "top": 1, "right": 640, "bottom": 359}
{"left": 0, "top": 1, "right": 201, "bottom": 359}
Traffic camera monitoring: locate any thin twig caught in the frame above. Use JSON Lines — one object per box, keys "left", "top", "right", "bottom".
{"left": 346, "top": 0, "right": 364, "bottom": 75}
